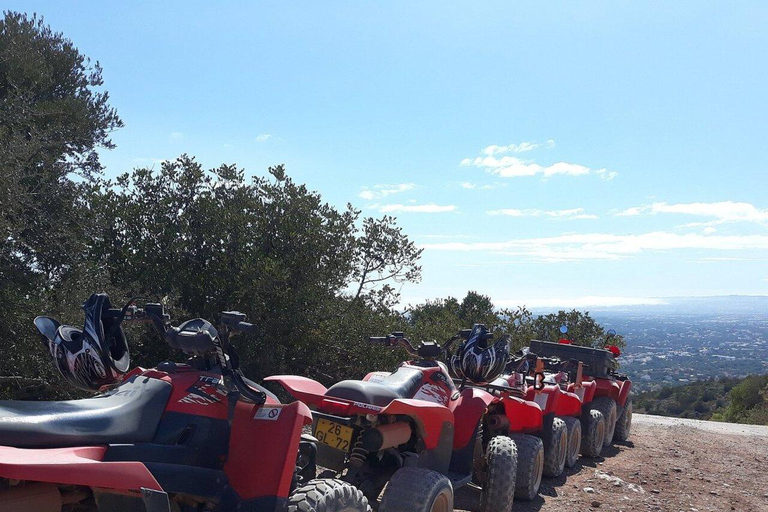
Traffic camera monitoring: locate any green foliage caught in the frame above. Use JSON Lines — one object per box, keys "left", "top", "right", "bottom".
{"left": 0, "top": 11, "right": 121, "bottom": 395}
{"left": 529, "top": 310, "right": 626, "bottom": 350}
{"left": 636, "top": 374, "right": 768, "bottom": 425}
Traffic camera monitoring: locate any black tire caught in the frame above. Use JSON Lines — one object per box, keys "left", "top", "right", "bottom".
{"left": 288, "top": 479, "right": 371, "bottom": 512}
{"left": 509, "top": 434, "right": 543, "bottom": 501}
{"left": 580, "top": 408, "right": 605, "bottom": 458}
{"left": 614, "top": 397, "right": 632, "bottom": 442}
{"left": 478, "top": 436, "right": 517, "bottom": 512}
{"left": 562, "top": 416, "right": 581, "bottom": 468}
{"left": 591, "top": 397, "right": 617, "bottom": 450}
{"left": 542, "top": 417, "right": 567, "bottom": 477}
{"left": 379, "top": 467, "right": 453, "bottom": 512}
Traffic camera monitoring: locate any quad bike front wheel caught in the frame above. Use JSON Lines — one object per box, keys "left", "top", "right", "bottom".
{"left": 379, "top": 467, "right": 453, "bottom": 512}
{"left": 591, "top": 397, "right": 617, "bottom": 451}
{"left": 562, "top": 416, "right": 582, "bottom": 468}
{"left": 613, "top": 397, "right": 633, "bottom": 442}
{"left": 580, "top": 408, "right": 605, "bottom": 458}
{"left": 477, "top": 436, "right": 517, "bottom": 512}
{"left": 509, "top": 434, "right": 543, "bottom": 501}
{"left": 542, "top": 417, "right": 567, "bottom": 478}
{"left": 288, "top": 479, "right": 371, "bottom": 512}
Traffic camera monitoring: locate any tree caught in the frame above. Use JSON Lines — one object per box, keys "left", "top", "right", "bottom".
{"left": 0, "top": 12, "right": 122, "bottom": 390}
{"left": 530, "top": 309, "right": 626, "bottom": 350}
{"left": 90, "top": 157, "right": 421, "bottom": 383}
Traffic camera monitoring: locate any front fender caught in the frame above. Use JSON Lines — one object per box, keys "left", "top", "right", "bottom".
{"left": 500, "top": 395, "right": 543, "bottom": 434}
{"left": 451, "top": 388, "right": 494, "bottom": 450}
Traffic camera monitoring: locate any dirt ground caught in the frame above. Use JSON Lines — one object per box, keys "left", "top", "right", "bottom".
{"left": 455, "top": 414, "right": 768, "bottom": 512}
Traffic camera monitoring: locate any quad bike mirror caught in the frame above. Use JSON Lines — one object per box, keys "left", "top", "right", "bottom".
{"left": 34, "top": 316, "right": 61, "bottom": 342}
{"left": 606, "top": 328, "right": 616, "bottom": 337}
{"left": 559, "top": 325, "right": 568, "bottom": 334}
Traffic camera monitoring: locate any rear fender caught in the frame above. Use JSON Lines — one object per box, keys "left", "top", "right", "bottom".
{"left": 500, "top": 395, "right": 543, "bottom": 433}
{"left": 380, "top": 398, "right": 454, "bottom": 451}
{"left": 592, "top": 377, "right": 621, "bottom": 401}
{"left": 451, "top": 388, "right": 494, "bottom": 450}
{"left": 224, "top": 400, "right": 312, "bottom": 500}
{"left": 617, "top": 380, "right": 632, "bottom": 407}
{"left": 0, "top": 446, "right": 162, "bottom": 492}
{"left": 263, "top": 375, "right": 327, "bottom": 407}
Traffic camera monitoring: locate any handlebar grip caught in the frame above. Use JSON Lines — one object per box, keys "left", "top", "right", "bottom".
{"left": 235, "top": 321, "right": 256, "bottom": 333}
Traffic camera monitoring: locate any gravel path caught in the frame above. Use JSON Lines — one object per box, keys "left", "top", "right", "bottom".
{"left": 455, "top": 414, "right": 768, "bottom": 512}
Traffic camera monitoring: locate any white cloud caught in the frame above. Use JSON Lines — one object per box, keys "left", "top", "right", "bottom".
{"left": 420, "top": 232, "right": 768, "bottom": 262}
{"left": 255, "top": 133, "right": 272, "bottom": 142}
{"left": 703, "top": 226, "right": 717, "bottom": 234}
{"left": 169, "top": 132, "right": 184, "bottom": 140}
{"left": 358, "top": 183, "right": 416, "bottom": 200}
{"left": 377, "top": 203, "right": 456, "bottom": 213}
{"left": 616, "top": 201, "right": 768, "bottom": 224}
{"left": 461, "top": 144, "right": 615, "bottom": 180}
{"left": 487, "top": 207, "right": 598, "bottom": 220}
{"left": 482, "top": 141, "right": 545, "bottom": 155}
{"left": 460, "top": 181, "right": 506, "bottom": 190}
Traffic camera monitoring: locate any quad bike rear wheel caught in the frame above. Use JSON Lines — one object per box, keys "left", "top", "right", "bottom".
{"left": 379, "top": 467, "right": 453, "bottom": 512}
{"left": 613, "top": 397, "right": 633, "bottom": 442}
{"left": 543, "top": 417, "right": 567, "bottom": 477}
{"left": 591, "top": 397, "right": 617, "bottom": 450}
{"left": 478, "top": 436, "right": 517, "bottom": 512}
{"left": 562, "top": 416, "right": 582, "bottom": 468}
{"left": 580, "top": 408, "right": 605, "bottom": 458}
{"left": 288, "top": 479, "right": 371, "bottom": 512}
{"left": 509, "top": 434, "right": 544, "bottom": 501}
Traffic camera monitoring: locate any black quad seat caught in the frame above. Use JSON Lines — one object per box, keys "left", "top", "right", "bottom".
{"left": 0, "top": 376, "right": 172, "bottom": 448}
{"left": 325, "top": 367, "right": 423, "bottom": 407}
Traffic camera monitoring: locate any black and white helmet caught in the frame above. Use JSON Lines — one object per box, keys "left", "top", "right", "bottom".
{"left": 449, "top": 324, "right": 509, "bottom": 385}
{"left": 36, "top": 294, "right": 130, "bottom": 392}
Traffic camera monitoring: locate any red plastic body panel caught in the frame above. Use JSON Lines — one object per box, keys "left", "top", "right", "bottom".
{"left": 617, "top": 380, "right": 632, "bottom": 407}
{"left": 225, "top": 401, "right": 312, "bottom": 500}
{"left": 524, "top": 385, "right": 583, "bottom": 417}
{"left": 0, "top": 446, "right": 161, "bottom": 492}
{"left": 498, "top": 396, "right": 543, "bottom": 434}
{"left": 567, "top": 380, "right": 597, "bottom": 405}
{"left": 590, "top": 377, "right": 621, "bottom": 401}
{"left": 263, "top": 375, "right": 328, "bottom": 407}
{"left": 450, "top": 388, "right": 494, "bottom": 450}
{"left": 379, "top": 398, "right": 454, "bottom": 450}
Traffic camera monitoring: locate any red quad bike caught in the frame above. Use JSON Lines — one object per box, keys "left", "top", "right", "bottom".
{"left": 529, "top": 328, "right": 632, "bottom": 458}
{"left": 0, "top": 297, "right": 370, "bottom": 512}
{"left": 266, "top": 332, "right": 518, "bottom": 512}
{"left": 467, "top": 339, "right": 584, "bottom": 501}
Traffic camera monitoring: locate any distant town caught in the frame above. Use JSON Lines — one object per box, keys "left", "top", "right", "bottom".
{"left": 594, "top": 309, "right": 768, "bottom": 392}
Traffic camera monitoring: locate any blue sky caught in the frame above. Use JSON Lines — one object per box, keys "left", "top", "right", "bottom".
{"left": 12, "top": 1, "right": 768, "bottom": 307}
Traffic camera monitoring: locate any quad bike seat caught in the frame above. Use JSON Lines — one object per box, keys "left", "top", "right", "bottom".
{"left": 325, "top": 367, "right": 423, "bottom": 407}
{"left": 0, "top": 376, "right": 172, "bottom": 448}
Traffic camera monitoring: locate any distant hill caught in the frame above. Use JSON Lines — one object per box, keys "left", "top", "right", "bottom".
{"left": 634, "top": 373, "right": 768, "bottom": 425}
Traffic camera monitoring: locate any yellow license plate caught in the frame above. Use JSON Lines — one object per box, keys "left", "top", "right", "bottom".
{"left": 315, "top": 418, "right": 354, "bottom": 452}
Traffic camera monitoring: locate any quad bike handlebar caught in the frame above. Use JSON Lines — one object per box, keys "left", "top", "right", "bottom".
{"left": 367, "top": 332, "right": 461, "bottom": 360}
{"left": 108, "top": 299, "right": 267, "bottom": 405}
